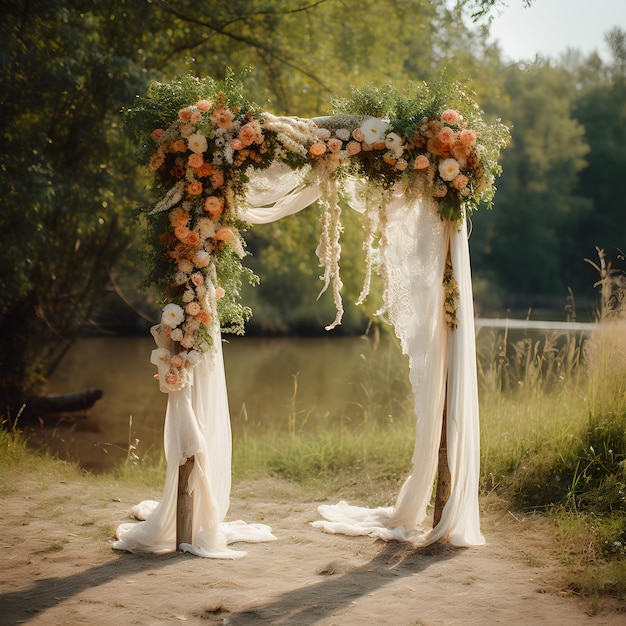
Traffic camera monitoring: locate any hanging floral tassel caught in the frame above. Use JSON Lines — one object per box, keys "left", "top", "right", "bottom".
{"left": 356, "top": 189, "right": 380, "bottom": 306}
{"left": 315, "top": 178, "right": 344, "bottom": 330}
{"left": 374, "top": 192, "right": 390, "bottom": 318}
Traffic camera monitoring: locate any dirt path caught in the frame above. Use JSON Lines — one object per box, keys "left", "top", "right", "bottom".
{"left": 0, "top": 475, "right": 623, "bottom": 625}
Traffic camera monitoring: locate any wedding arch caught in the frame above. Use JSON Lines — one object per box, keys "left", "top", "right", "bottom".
{"left": 113, "top": 74, "right": 509, "bottom": 559}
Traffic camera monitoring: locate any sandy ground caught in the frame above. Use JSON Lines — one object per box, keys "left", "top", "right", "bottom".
{"left": 1, "top": 475, "right": 624, "bottom": 626}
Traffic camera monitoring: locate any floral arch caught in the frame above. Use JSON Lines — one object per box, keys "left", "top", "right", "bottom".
{"left": 113, "top": 74, "right": 509, "bottom": 559}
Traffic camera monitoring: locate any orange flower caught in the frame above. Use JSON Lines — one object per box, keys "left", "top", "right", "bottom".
{"left": 174, "top": 225, "right": 189, "bottom": 241}
{"left": 309, "top": 142, "right": 326, "bottom": 156}
{"left": 327, "top": 138, "right": 343, "bottom": 153}
{"left": 164, "top": 370, "right": 179, "bottom": 386}
{"left": 187, "top": 231, "right": 200, "bottom": 245}
{"left": 438, "top": 126, "right": 455, "bottom": 144}
{"left": 204, "top": 195, "right": 224, "bottom": 217}
{"left": 346, "top": 141, "right": 361, "bottom": 156}
{"left": 414, "top": 155, "right": 430, "bottom": 170}
{"left": 188, "top": 153, "right": 204, "bottom": 169}
{"left": 199, "top": 311, "right": 212, "bottom": 325}
{"left": 238, "top": 123, "right": 257, "bottom": 146}
{"left": 196, "top": 99, "right": 211, "bottom": 112}
{"left": 178, "top": 108, "right": 192, "bottom": 122}
{"left": 441, "top": 109, "right": 460, "bottom": 125}
{"left": 187, "top": 181, "right": 203, "bottom": 196}
{"left": 196, "top": 162, "right": 215, "bottom": 178}
{"left": 231, "top": 138, "right": 244, "bottom": 151}
{"left": 185, "top": 302, "right": 201, "bottom": 316}
{"left": 171, "top": 139, "right": 187, "bottom": 152}
{"left": 170, "top": 355, "right": 184, "bottom": 368}
{"left": 215, "top": 228, "right": 233, "bottom": 242}
{"left": 452, "top": 174, "right": 469, "bottom": 190}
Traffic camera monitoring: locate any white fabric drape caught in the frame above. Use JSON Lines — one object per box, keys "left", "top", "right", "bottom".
{"left": 312, "top": 212, "right": 483, "bottom": 546}
{"left": 115, "top": 166, "right": 483, "bottom": 557}
{"left": 114, "top": 329, "right": 276, "bottom": 558}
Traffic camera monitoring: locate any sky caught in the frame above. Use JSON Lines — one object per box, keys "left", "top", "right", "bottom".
{"left": 486, "top": 0, "right": 626, "bottom": 62}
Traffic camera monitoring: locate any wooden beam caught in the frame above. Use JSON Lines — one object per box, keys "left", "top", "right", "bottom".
{"left": 176, "top": 456, "right": 194, "bottom": 548}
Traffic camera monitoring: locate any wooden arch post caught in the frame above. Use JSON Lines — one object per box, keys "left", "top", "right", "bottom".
{"left": 177, "top": 457, "right": 195, "bottom": 548}
{"left": 433, "top": 384, "right": 450, "bottom": 528}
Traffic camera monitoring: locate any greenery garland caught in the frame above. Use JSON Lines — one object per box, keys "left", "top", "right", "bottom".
{"left": 125, "top": 71, "right": 509, "bottom": 391}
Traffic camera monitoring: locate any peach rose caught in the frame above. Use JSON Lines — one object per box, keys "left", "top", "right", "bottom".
{"left": 309, "top": 142, "right": 327, "bottom": 156}
{"left": 190, "top": 111, "right": 202, "bottom": 123}
{"left": 187, "top": 181, "right": 203, "bottom": 196}
{"left": 452, "top": 174, "right": 469, "bottom": 190}
{"left": 438, "top": 126, "right": 455, "bottom": 144}
{"left": 327, "top": 138, "right": 343, "bottom": 153}
{"left": 187, "top": 231, "right": 200, "bottom": 246}
{"left": 185, "top": 302, "right": 201, "bottom": 316}
{"left": 414, "top": 154, "right": 430, "bottom": 170}
{"left": 170, "top": 355, "right": 184, "bottom": 368}
{"left": 352, "top": 128, "right": 365, "bottom": 142}
{"left": 215, "top": 287, "right": 226, "bottom": 300}
{"left": 230, "top": 138, "right": 244, "bottom": 151}
{"left": 199, "top": 312, "right": 212, "bottom": 325}
{"left": 178, "top": 107, "right": 192, "bottom": 122}
{"left": 174, "top": 225, "right": 189, "bottom": 241}
{"left": 441, "top": 109, "right": 460, "bottom": 125}
{"left": 346, "top": 141, "right": 361, "bottom": 156}
{"left": 215, "top": 228, "right": 233, "bottom": 242}
{"left": 204, "top": 195, "right": 224, "bottom": 216}
{"left": 458, "top": 129, "right": 478, "bottom": 147}
{"left": 191, "top": 272, "right": 204, "bottom": 287}
{"left": 188, "top": 153, "right": 204, "bottom": 169}
{"left": 238, "top": 123, "right": 257, "bottom": 146}
{"left": 433, "top": 185, "right": 448, "bottom": 198}
{"left": 196, "top": 99, "right": 211, "bottom": 112}
{"left": 164, "top": 370, "right": 178, "bottom": 385}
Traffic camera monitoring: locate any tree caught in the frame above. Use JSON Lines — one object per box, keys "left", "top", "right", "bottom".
{"left": 0, "top": 2, "right": 147, "bottom": 411}
{"left": 470, "top": 60, "right": 592, "bottom": 311}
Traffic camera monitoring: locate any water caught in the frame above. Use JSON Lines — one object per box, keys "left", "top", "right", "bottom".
{"left": 32, "top": 335, "right": 373, "bottom": 473}
{"left": 29, "top": 320, "right": 593, "bottom": 473}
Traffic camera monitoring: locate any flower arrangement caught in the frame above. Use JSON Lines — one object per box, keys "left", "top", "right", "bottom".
{"left": 126, "top": 73, "right": 508, "bottom": 391}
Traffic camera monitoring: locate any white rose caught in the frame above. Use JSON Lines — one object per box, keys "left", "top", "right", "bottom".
{"left": 438, "top": 158, "right": 461, "bottom": 182}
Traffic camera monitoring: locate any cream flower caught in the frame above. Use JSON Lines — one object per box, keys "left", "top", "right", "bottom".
{"left": 171, "top": 328, "right": 184, "bottom": 342}
{"left": 359, "top": 118, "right": 391, "bottom": 144}
{"left": 438, "top": 158, "right": 461, "bottom": 182}
{"left": 162, "top": 303, "right": 185, "bottom": 328}
{"left": 384, "top": 132, "right": 405, "bottom": 157}
{"left": 187, "top": 133, "right": 208, "bottom": 154}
